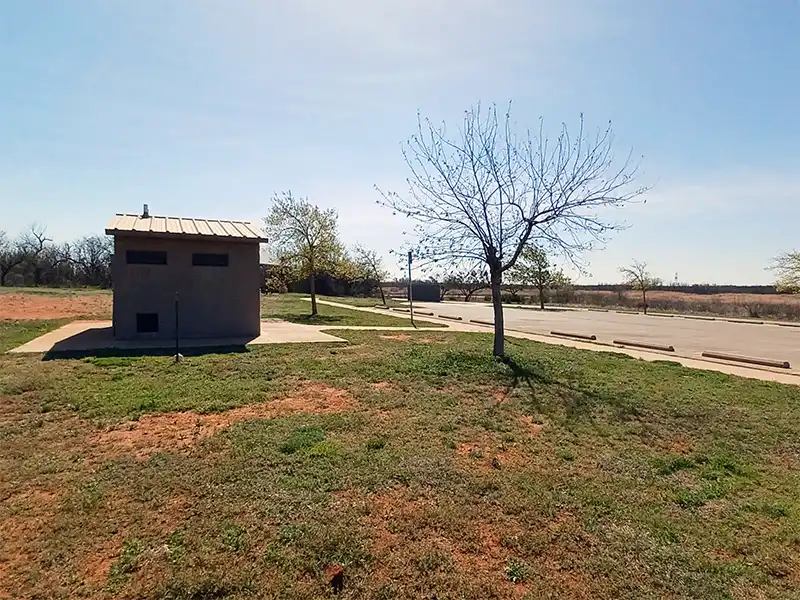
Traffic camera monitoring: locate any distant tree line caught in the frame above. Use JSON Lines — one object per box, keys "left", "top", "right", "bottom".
{"left": 0, "top": 225, "right": 113, "bottom": 288}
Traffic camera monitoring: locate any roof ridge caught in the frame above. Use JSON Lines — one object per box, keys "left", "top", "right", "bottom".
{"left": 115, "top": 213, "right": 254, "bottom": 224}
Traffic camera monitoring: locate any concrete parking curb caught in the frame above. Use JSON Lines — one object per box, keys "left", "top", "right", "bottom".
{"left": 551, "top": 331, "right": 597, "bottom": 341}
{"left": 469, "top": 319, "right": 495, "bottom": 326}
{"left": 726, "top": 318, "right": 764, "bottom": 325}
{"left": 701, "top": 351, "right": 790, "bottom": 369}
{"left": 438, "top": 314, "right": 463, "bottom": 321}
{"left": 616, "top": 309, "right": 639, "bottom": 315}
{"left": 684, "top": 315, "right": 716, "bottom": 321}
{"left": 614, "top": 339, "right": 675, "bottom": 352}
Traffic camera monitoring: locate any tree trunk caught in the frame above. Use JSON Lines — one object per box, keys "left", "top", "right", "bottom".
{"left": 642, "top": 289, "right": 647, "bottom": 314}
{"left": 464, "top": 290, "right": 473, "bottom": 302}
{"left": 309, "top": 274, "right": 318, "bottom": 315}
{"left": 490, "top": 268, "right": 505, "bottom": 357}
{"left": 0, "top": 269, "right": 8, "bottom": 286}
{"left": 378, "top": 283, "right": 386, "bottom": 305}
{"left": 538, "top": 283, "right": 545, "bottom": 310}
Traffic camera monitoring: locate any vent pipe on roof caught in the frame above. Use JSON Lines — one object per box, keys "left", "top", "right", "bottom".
{"left": 142, "top": 204, "right": 149, "bottom": 218}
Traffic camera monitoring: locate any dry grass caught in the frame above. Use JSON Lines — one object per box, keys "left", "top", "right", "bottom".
{"left": 442, "top": 288, "right": 800, "bottom": 321}
{"left": 570, "top": 290, "right": 800, "bottom": 321}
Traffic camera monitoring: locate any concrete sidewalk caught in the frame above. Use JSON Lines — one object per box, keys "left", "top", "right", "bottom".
{"left": 8, "top": 320, "right": 346, "bottom": 354}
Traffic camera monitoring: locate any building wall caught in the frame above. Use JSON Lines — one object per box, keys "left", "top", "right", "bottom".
{"left": 112, "top": 235, "right": 261, "bottom": 340}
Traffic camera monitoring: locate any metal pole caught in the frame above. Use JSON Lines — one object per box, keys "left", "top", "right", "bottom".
{"left": 408, "top": 251, "right": 414, "bottom": 327}
{"left": 174, "top": 292, "right": 180, "bottom": 361}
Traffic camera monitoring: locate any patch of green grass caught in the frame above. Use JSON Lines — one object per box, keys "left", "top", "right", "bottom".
{"left": 261, "top": 293, "right": 442, "bottom": 327}
{"left": 366, "top": 436, "right": 387, "bottom": 450}
{"left": 220, "top": 523, "right": 248, "bottom": 552}
{"left": 655, "top": 455, "right": 696, "bottom": 475}
{"left": 279, "top": 426, "right": 326, "bottom": 454}
{"left": 0, "top": 319, "right": 67, "bottom": 352}
{"left": 504, "top": 558, "right": 530, "bottom": 583}
{"left": 108, "top": 538, "right": 144, "bottom": 583}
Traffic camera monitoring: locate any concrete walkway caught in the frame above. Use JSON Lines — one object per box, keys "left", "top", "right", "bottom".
{"left": 8, "top": 320, "right": 346, "bottom": 354}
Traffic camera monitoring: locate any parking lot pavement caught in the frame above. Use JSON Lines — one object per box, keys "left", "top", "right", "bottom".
{"left": 414, "top": 301, "right": 800, "bottom": 370}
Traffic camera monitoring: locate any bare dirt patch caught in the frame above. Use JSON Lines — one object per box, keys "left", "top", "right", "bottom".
{"left": 89, "top": 383, "right": 356, "bottom": 460}
{"left": 364, "top": 487, "right": 529, "bottom": 598}
{"left": 370, "top": 381, "right": 395, "bottom": 390}
{"left": 0, "top": 483, "right": 63, "bottom": 598}
{"left": 379, "top": 334, "right": 411, "bottom": 341}
{"left": 0, "top": 293, "right": 111, "bottom": 320}
{"left": 80, "top": 492, "right": 192, "bottom": 585}
{"left": 518, "top": 415, "right": 544, "bottom": 435}
{"left": 455, "top": 438, "right": 527, "bottom": 471}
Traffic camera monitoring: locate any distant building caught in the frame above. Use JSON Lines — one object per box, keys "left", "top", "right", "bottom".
{"left": 105, "top": 205, "right": 267, "bottom": 340}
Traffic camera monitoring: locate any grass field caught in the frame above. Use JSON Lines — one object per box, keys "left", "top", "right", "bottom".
{"left": 2, "top": 320, "right": 799, "bottom": 599}
{"left": 261, "top": 294, "right": 442, "bottom": 327}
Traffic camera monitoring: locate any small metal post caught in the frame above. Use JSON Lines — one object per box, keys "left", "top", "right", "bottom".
{"left": 408, "top": 251, "right": 414, "bottom": 327}
{"left": 174, "top": 292, "right": 182, "bottom": 362}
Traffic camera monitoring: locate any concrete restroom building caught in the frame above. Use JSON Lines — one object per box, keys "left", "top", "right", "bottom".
{"left": 106, "top": 206, "right": 267, "bottom": 340}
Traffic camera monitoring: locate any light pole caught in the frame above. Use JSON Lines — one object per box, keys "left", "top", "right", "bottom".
{"left": 407, "top": 251, "right": 414, "bottom": 327}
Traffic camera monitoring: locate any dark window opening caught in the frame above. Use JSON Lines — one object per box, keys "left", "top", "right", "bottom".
{"left": 127, "top": 250, "right": 167, "bottom": 265}
{"left": 192, "top": 253, "right": 229, "bottom": 267}
{"left": 136, "top": 313, "right": 159, "bottom": 333}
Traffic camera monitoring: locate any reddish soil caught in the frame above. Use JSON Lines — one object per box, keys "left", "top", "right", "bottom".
{"left": 370, "top": 381, "right": 395, "bottom": 390}
{"left": 365, "top": 487, "right": 530, "bottom": 598}
{"left": 379, "top": 334, "right": 411, "bottom": 341}
{"left": 0, "top": 293, "right": 111, "bottom": 320}
{"left": 90, "top": 383, "right": 356, "bottom": 460}
{"left": 518, "top": 415, "right": 544, "bottom": 435}
{"left": 0, "top": 382, "right": 356, "bottom": 596}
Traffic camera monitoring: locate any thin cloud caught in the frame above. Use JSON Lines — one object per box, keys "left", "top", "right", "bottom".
{"left": 635, "top": 170, "right": 800, "bottom": 217}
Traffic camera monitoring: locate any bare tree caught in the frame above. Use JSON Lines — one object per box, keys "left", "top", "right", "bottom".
{"left": 619, "top": 260, "right": 661, "bottom": 314}
{"left": 264, "top": 192, "right": 343, "bottom": 316}
{"left": 769, "top": 251, "right": 800, "bottom": 293}
{"left": 0, "top": 231, "right": 26, "bottom": 286}
{"left": 379, "top": 103, "right": 645, "bottom": 355}
{"left": 444, "top": 268, "right": 488, "bottom": 302}
{"left": 353, "top": 244, "right": 389, "bottom": 304}
{"left": 71, "top": 235, "right": 113, "bottom": 287}
{"left": 20, "top": 224, "right": 53, "bottom": 286}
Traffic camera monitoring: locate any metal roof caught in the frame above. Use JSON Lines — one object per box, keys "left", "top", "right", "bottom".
{"left": 105, "top": 214, "right": 267, "bottom": 243}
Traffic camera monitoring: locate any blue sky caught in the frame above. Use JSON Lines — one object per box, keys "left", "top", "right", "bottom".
{"left": 2, "top": 0, "right": 798, "bottom": 284}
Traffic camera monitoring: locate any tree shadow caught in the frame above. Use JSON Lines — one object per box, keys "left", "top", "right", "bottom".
{"left": 498, "top": 353, "right": 638, "bottom": 423}
{"left": 283, "top": 314, "right": 346, "bottom": 325}
{"left": 41, "top": 325, "right": 251, "bottom": 361}
{"left": 44, "top": 345, "right": 250, "bottom": 361}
